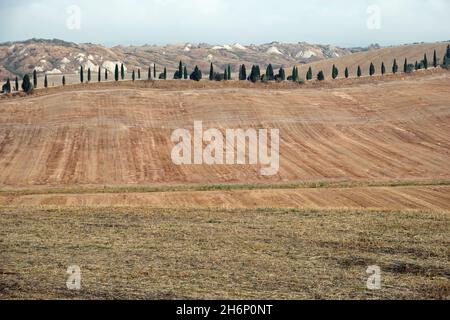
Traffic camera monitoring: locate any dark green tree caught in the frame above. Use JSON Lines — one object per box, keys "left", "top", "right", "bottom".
{"left": 189, "top": 66, "right": 202, "bottom": 81}
{"left": 80, "top": 66, "right": 84, "bottom": 83}
{"left": 415, "top": 61, "right": 419, "bottom": 70}
{"left": 62, "top": 76, "right": 66, "bottom": 86}
{"left": 423, "top": 54, "right": 428, "bottom": 69}
{"left": 148, "top": 66, "right": 152, "bottom": 80}
{"left": 278, "top": 67, "right": 286, "bottom": 81}
{"left": 98, "top": 67, "right": 101, "bottom": 82}
{"left": 154, "top": 64, "right": 156, "bottom": 79}
{"left": 403, "top": 58, "right": 408, "bottom": 73}
{"left": 138, "top": 69, "right": 141, "bottom": 79}
{"left": 306, "top": 67, "right": 313, "bottom": 81}
{"left": 228, "top": 65, "right": 232, "bottom": 80}
{"left": 44, "top": 74, "right": 48, "bottom": 88}
{"left": 15, "top": 77, "right": 19, "bottom": 91}
{"left": 184, "top": 66, "right": 188, "bottom": 79}
{"left": 88, "top": 68, "right": 91, "bottom": 82}
{"left": 266, "top": 64, "right": 274, "bottom": 81}
{"left": 2, "top": 78, "right": 11, "bottom": 93}
{"left": 317, "top": 70, "right": 325, "bottom": 81}
{"left": 33, "top": 69, "right": 38, "bottom": 88}
{"left": 115, "top": 64, "right": 119, "bottom": 81}
{"left": 345, "top": 67, "right": 349, "bottom": 78}
{"left": 239, "top": 65, "right": 247, "bottom": 80}
{"left": 369, "top": 62, "right": 375, "bottom": 76}
{"left": 179, "top": 61, "right": 183, "bottom": 79}
{"left": 21, "top": 74, "right": 33, "bottom": 93}
{"left": 433, "top": 50, "right": 438, "bottom": 68}
{"left": 392, "top": 59, "right": 398, "bottom": 74}
{"left": 332, "top": 64, "right": 338, "bottom": 79}
{"left": 357, "top": 65, "right": 362, "bottom": 77}
{"left": 209, "top": 63, "right": 214, "bottom": 81}
{"left": 121, "top": 63, "right": 125, "bottom": 80}
{"left": 132, "top": 70, "right": 135, "bottom": 81}
{"left": 381, "top": 62, "right": 386, "bottom": 75}
{"left": 163, "top": 67, "right": 167, "bottom": 80}
{"left": 105, "top": 68, "right": 108, "bottom": 80}
{"left": 249, "top": 65, "right": 260, "bottom": 82}
{"left": 224, "top": 68, "right": 228, "bottom": 81}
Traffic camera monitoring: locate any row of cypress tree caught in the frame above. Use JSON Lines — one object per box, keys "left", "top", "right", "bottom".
{"left": 4, "top": 45, "right": 450, "bottom": 93}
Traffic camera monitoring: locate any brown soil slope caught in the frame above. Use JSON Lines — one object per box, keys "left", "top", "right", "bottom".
{"left": 0, "top": 71, "right": 449, "bottom": 187}
{"left": 298, "top": 42, "right": 450, "bottom": 79}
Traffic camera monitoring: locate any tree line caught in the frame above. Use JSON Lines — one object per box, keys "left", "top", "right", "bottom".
{"left": 2, "top": 45, "right": 450, "bottom": 94}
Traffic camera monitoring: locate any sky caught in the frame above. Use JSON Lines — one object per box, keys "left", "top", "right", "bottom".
{"left": 0, "top": 0, "right": 449, "bottom": 47}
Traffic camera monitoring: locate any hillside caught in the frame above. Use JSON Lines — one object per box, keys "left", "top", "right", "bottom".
{"left": 298, "top": 42, "right": 450, "bottom": 79}
{"left": 0, "top": 38, "right": 356, "bottom": 80}
{"left": 0, "top": 70, "right": 449, "bottom": 188}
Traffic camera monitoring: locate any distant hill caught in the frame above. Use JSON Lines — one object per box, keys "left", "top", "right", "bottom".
{"left": 0, "top": 38, "right": 362, "bottom": 79}
{"left": 297, "top": 42, "right": 450, "bottom": 79}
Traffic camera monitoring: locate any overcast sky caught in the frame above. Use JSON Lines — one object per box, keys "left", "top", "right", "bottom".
{"left": 0, "top": 0, "right": 449, "bottom": 47}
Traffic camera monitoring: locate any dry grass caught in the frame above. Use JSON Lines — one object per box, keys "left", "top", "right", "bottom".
{"left": 1, "top": 206, "right": 448, "bottom": 300}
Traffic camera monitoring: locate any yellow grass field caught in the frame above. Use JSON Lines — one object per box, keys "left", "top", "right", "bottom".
{"left": 1, "top": 68, "right": 449, "bottom": 300}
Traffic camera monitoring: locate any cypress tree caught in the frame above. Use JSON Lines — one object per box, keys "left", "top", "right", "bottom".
{"left": 447, "top": 45, "right": 450, "bottom": 59}
{"left": 433, "top": 50, "right": 438, "bottom": 68}
{"left": 177, "top": 61, "right": 183, "bottom": 80}
{"left": 80, "top": 66, "right": 84, "bottom": 83}
{"left": 241, "top": 65, "right": 247, "bottom": 80}
{"left": 44, "top": 74, "right": 48, "bottom": 88}
{"left": 345, "top": 67, "right": 349, "bottom": 78}
{"left": 291, "top": 66, "right": 298, "bottom": 82}
{"left": 306, "top": 67, "right": 313, "bottom": 81}
{"left": 15, "top": 77, "right": 19, "bottom": 91}
{"left": 392, "top": 59, "right": 398, "bottom": 74}
{"left": 190, "top": 66, "right": 202, "bottom": 81}
{"left": 33, "top": 69, "right": 38, "bottom": 88}
{"left": 132, "top": 70, "right": 135, "bottom": 81}
{"left": 22, "top": 74, "right": 32, "bottom": 93}
{"left": 163, "top": 67, "right": 167, "bottom": 80}
{"left": 332, "top": 64, "right": 338, "bottom": 79}
{"left": 278, "top": 67, "right": 286, "bottom": 81}
{"left": 249, "top": 65, "right": 258, "bottom": 82}
{"left": 138, "top": 69, "right": 141, "bottom": 79}
{"left": 415, "top": 61, "right": 419, "bottom": 70}
{"left": 2, "top": 78, "right": 11, "bottom": 93}
{"left": 154, "top": 64, "right": 156, "bottom": 79}
{"left": 381, "top": 62, "right": 386, "bottom": 75}
{"left": 115, "top": 64, "right": 119, "bottom": 81}
{"left": 228, "top": 65, "right": 232, "bottom": 80}
{"left": 209, "top": 63, "right": 214, "bottom": 81}
{"left": 88, "top": 68, "right": 91, "bottom": 82}
{"left": 369, "top": 62, "right": 375, "bottom": 76}
{"left": 266, "top": 64, "right": 274, "bottom": 81}
{"left": 105, "top": 68, "right": 108, "bottom": 80}
{"left": 224, "top": 69, "right": 228, "bottom": 81}
{"left": 403, "top": 58, "right": 408, "bottom": 73}
{"left": 121, "top": 63, "right": 125, "bottom": 80}
{"left": 98, "top": 67, "right": 101, "bottom": 82}
{"left": 317, "top": 71, "right": 325, "bottom": 81}
{"left": 62, "top": 76, "right": 66, "bottom": 86}
{"left": 423, "top": 54, "right": 428, "bottom": 70}
{"left": 357, "top": 66, "right": 362, "bottom": 77}
{"left": 184, "top": 66, "right": 188, "bottom": 79}
{"left": 148, "top": 66, "right": 152, "bottom": 80}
